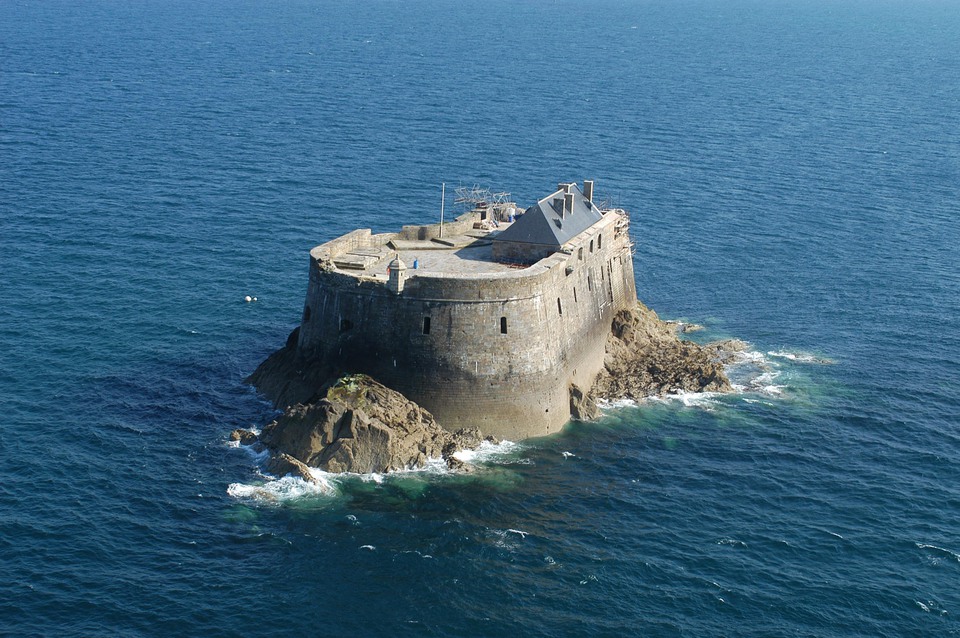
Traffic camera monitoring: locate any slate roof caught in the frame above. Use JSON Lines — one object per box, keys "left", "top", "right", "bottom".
{"left": 492, "top": 183, "right": 603, "bottom": 248}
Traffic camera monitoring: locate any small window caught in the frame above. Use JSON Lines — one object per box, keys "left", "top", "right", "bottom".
{"left": 500, "top": 316, "right": 507, "bottom": 334}
{"left": 557, "top": 298, "right": 563, "bottom": 316}
{"left": 303, "top": 305, "right": 312, "bottom": 322}
{"left": 339, "top": 318, "right": 353, "bottom": 333}
{"left": 597, "top": 234, "right": 602, "bottom": 249}
{"left": 578, "top": 247, "right": 583, "bottom": 260}
{"left": 590, "top": 239, "right": 594, "bottom": 253}
{"left": 422, "top": 317, "right": 431, "bottom": 335}
{"left": 588, "top": 275, "right": 592, "bottom": 291}
{"left": 573, "top": 287, "right": 578, "bottom": 303}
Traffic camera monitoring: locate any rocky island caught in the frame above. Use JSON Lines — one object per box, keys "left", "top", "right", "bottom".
{"left": 239, "top": 182, "right": 739, "bottom": 475}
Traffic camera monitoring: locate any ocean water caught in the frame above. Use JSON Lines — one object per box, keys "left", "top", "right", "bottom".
{"left": 2, "top": 0, "right": 959, "bottom": 635}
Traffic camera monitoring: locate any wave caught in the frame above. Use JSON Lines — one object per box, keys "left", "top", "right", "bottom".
{"left": 226, "top": 472, "right": 336, "bottom": 502}
{"left": 227, "top": 438, "right": 525, "bottom": 503}
{"left": 916, "top": 542, "right": 960, "bottom": 563}
{"left": 767, "top": 350, "right": 834, "bottom": 364}
{"left": 916, "top": 599, "right": 949, "bottom": 616}
{"left": 451, "top": 439, "right": 523, "bottom": 464}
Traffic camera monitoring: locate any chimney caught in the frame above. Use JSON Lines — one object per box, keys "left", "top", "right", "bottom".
{"left": 558, "top": 182, "right": 572, "bottom": 194}
{"left": 583, "top": 179, "right": 594, "bottom": 202}
{"left": 564, "top": 191, "right": 574, "bottom": 217}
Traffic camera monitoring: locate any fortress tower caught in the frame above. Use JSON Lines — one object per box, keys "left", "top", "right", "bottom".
{"left": 294, "top": 181, "right": 637, "bottom": 439}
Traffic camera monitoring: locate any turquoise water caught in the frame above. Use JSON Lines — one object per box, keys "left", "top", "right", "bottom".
{"left": 2, "top": 0, "right": 959, "bottom": 635}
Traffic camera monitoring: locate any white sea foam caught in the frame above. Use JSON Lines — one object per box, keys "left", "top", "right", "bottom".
{"left": 648, "top": 390, "right": 724, "bottom": 409}
{"left": 227, "top": 435, "right": 524, "bottom": 502}
{"left": 226, "top": 473, "right": 336, "bottom": 502}
{"left": 452, "top": 439, "right": 523, "bottom": 464}
{"left": 596, "top": 397, "right": 639, "bottom": 410}
{"left": 767, "top": 350, "right": 834, "bottom": 364}
{"left": 486, "top": 528, "right": 530, "bottom": 549}
{"left": 915, "top": 600, "right": 948, "bottom": 615}
{"left": 916, "top": 542, "right": 960, "bottom": 563}
{"left": 716, "top": 538, "right": 748, "bottom": 548}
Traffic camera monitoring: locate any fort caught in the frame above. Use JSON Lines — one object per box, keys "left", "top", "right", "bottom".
{"left": 257, "top": 180, "right": 638, "bottom": 440}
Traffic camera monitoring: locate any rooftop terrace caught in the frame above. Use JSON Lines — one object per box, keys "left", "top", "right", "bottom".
{"left": 332, "top": 224, "right": 524, "bottom": 281}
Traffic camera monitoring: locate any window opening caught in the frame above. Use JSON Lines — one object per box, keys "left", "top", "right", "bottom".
{"left": 557, "top": 298, "right": 563, "bottom": 316}
{"left": 339, "top": 318, "right": 353, "bottom": 333}
{"left": 500, "top": 317, "right": 508, "bottom": 334}
{"left": 422, "top": 317, "right": 431, "bottom": 335}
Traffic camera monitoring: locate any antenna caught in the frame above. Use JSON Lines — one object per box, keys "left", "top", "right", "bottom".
{"left": 439, "top": 182, "right": 445, "bottom": 238}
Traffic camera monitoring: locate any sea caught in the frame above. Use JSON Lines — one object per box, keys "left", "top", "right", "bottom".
{"left": 2, "top": 0, "right": 959, "bottom": 635}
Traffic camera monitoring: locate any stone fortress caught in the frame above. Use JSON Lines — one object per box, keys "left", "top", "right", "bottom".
{"left": 291, "top": 180, "right": 638, "bottom": 440}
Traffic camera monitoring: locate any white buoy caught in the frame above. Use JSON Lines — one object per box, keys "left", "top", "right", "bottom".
{"left": 244, "top": 295, "right": 252, "bottom": 302}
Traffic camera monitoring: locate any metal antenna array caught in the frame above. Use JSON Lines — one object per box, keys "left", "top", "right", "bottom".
{"left": 453, "top": 185, "right": 511, "bottom": 211}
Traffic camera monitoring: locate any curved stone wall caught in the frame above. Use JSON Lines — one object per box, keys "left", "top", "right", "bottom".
{"left": 296, "top": 212, "right": 636, "bottom": 439}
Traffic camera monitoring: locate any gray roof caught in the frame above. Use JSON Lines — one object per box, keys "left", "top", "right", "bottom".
{"left": 492, "top": 183, "right": 603, "bottom": 248}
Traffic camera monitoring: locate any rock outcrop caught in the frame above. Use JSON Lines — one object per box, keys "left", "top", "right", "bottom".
{"left": 234, "top": 375, "right": 493, "bottom": 475}
{"left": 246, "top": 327, "right": 331, "bottom": 410}
{"left": 584, "top": 303, "right": 736, "bottom": 411}
{"left": 243, "top": 303, "right": 741, "bottom": 474}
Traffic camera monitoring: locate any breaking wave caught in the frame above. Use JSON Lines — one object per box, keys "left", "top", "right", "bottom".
{"left": 226, "top": 438, "right": 525, "bottom": 503}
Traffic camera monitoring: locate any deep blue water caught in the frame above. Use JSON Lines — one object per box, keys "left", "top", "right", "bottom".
{"left": 3, "top": 0, "right": 959, "bottom": 635}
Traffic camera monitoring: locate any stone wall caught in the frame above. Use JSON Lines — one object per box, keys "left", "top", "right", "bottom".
{"left": 296, "top": 211, "right": 636, "bottom": 439}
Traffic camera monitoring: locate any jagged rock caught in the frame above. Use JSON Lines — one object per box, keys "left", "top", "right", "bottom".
{"left": 590, "top": 303, "right": 734, "bottom": 403}
{"left": 230, "top": 428, "right": 259, "bottom": 446}
{"left": 665, "top": 320, "right": 705, "bottom": 334}
{"left": 703, "top": 339, "right": 750, "bottom": 364}
{"left": 245, "top": 327, "right": 334, "bottom": 409}
{"left": 569, "top": 384, "right": 599, "bottom": 421}
{"left": 265, "top": 452, "right": 317, "bottom": 483}
{"left": 255, "top": 375, "right": 487, "bottom": 474}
